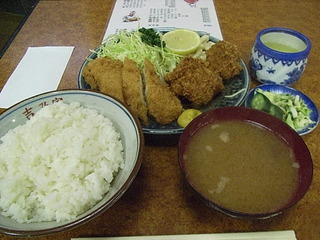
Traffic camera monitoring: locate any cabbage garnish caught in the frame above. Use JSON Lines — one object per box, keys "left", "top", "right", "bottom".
{"left": 93, "top": 29, "right": 183, "bottom": 77}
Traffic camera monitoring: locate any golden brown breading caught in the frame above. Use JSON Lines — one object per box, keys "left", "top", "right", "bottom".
{"left": 82, "top": 58, "right": 103, "bottom": 90}
{"left": 205, "top": 40, "right": 242, "bottom": 80}
{"left": 122, "top": 58, "right": 149, "bottom": 125}
{"left": 165, "top": 56, "right": 224, "bottom": 106}
{"left": 82, "top": 57, "right": 124, "bottom": 102}
{"left": 144, "top": 59, "right": 183, "bottom": 125}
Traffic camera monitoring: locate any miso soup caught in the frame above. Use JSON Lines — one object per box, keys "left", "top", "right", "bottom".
{"left": 183, "top": 120, "right": 299, "bottom": 214}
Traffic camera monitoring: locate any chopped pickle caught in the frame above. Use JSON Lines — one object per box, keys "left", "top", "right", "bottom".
{"left": 250, "top": 88, "right": 314, "bottom": 131}
{"left": 250, "top": 92, "right": 271, "bottom": 112}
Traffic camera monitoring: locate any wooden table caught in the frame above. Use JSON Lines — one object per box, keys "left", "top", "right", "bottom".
{"left": 0, "top": 1, "right": 320, "bottom": 239}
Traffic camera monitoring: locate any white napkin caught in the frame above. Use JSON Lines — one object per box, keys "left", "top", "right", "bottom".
{"left": 71, "top": 230, "right": 296, "bottom": 240}
{"left": 0, "top": 46, "right": 74, "bottom": 109}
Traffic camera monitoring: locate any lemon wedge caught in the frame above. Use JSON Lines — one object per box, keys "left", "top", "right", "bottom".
{"left": 162, "top": 29, "right": 201, "bottom": 55}
{"left": 177, "top": 109, "right": 202, "bottom": 128}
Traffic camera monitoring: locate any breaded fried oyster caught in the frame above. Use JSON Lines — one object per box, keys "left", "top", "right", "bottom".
{"left": 165, "top": 57, "right": 224, "bottom": 106}
{"left": 206, "top": 40, "right": 243, "bottom": 80}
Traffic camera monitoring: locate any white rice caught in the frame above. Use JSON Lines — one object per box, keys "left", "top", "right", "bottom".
{"left": 0, "top": 101, "right": 124, "bottom": 223}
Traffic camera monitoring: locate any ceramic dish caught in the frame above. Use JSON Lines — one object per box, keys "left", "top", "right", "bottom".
{"left": 78, "top": 29, "right": 251, "bottom": 135}
{"left": 0, "top": 89, "right": 143, "bottom": 236}
{"left": 244, "top": 84, "right": 319, "bottom": 135}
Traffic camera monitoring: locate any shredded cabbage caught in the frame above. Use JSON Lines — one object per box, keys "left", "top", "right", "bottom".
{"left": 92, "top": 29, "right": 183, "bottom": 77}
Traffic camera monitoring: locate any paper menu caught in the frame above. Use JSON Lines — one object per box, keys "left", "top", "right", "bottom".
{"left": 103, "top": 0, "right": 223, "bottom": 41}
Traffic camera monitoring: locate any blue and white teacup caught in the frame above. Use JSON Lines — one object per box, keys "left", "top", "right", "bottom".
{"left": 249, "top": 27, "right": 311, "bottom": 85}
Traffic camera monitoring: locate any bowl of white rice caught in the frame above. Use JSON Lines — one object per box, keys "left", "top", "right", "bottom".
{"left": 0, "top": 89, "right": 144, "bottom": 236}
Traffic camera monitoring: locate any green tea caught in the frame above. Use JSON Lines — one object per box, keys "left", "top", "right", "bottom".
{"left": 264, "top": 41, "right": 301, "bottom": 53}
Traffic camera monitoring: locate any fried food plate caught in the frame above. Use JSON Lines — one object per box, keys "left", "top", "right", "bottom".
{"left": 78, "top": 28, "right": 251, "bottom": 135}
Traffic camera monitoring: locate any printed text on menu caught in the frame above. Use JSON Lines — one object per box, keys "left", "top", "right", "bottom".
{"left": 103, "top": 0, "right": 222, "bottom": 40}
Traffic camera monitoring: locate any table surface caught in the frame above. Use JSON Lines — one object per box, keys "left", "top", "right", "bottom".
{"left": 0, "top": 0, "right": 320, "bottom": 239}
